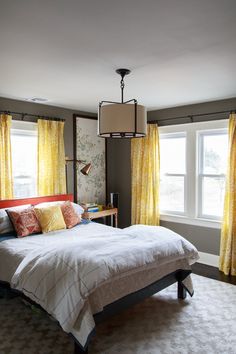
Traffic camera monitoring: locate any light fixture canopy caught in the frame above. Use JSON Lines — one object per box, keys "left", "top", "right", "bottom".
{"left": 98, "top": 69, "right": 147, "bottom": 138}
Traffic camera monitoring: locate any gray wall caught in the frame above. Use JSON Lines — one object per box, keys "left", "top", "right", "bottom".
{"left": 0, "top": 96, "right": 95, "bottom": 195}
{"left": 160, "top": 221, "right": 221, "bottom": 255}
{"left": 106, "top": 139, "right": 131, "bottom": 228}
{"left": 107, "top": 97, "right": 236, "bottom": 256}
{"left": 148, "top": 97, "right": 236, "bottom": 125}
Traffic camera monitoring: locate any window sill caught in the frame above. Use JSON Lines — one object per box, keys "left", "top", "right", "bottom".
{"left": 160, "top": 214, "right": 221, "bottom": 229}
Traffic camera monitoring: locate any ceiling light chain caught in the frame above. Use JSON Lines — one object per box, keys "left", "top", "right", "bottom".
{"left": 120, "top": 77, "right": 125, "bottom": 103}
{"left": 117, "top": 68, "right": 130, "bottom": 104}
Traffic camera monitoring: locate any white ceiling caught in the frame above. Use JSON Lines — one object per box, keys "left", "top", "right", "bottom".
{"left": 0, "top": 0, "right": 236, "bottom": 113}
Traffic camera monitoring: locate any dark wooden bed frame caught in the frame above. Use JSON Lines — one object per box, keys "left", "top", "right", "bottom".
{"left": 0, "top": 194, "right": 191, "bottom": 354}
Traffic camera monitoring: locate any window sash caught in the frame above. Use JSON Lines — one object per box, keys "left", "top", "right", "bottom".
{"left": 159, "top": 132, "right": 186, "bottom": 215}
{"left": 198, "top": 175, "right": 225, "bottom": 220}
{"left": 160, "top": 132, "right": 186, "bottom": 175}
{"left": 198, "top": 129, "right": 227, "bottom": 175}
{"left": 11, "top": 121, "right": 38, "bottom": 198}
{"left": 160, "top": 173, "right": 186, "bottom": 215}
{"left": 197, "top": 129, "right": 227, "bottom": 220}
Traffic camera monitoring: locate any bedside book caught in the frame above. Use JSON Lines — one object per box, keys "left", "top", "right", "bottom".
{"left": 87, "top": 207, "right": 99, "bottom": 212}
{"left": 81, "top": 202, "right": 97, "bottom": 208}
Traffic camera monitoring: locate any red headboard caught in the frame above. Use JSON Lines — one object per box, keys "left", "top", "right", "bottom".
{"left": 0, "top": 194, "right": 74, "bottom": 209}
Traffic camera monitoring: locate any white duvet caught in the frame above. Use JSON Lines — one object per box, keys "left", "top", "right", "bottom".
{"left": 1, "top": 223, "right": 199, "bottom": 348}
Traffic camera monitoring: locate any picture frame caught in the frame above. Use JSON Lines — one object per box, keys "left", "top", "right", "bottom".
{"left": 73, "top": 114, "right": 107, "bottom": 205}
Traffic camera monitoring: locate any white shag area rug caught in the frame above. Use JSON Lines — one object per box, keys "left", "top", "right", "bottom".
{"left": 0, "top": 274, "right": 236, "bottom": 354}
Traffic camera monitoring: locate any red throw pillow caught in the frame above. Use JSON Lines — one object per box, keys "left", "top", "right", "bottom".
{"left": 7, "top": 207, "right": 41, "bottom": 238}
{"left": 61, "top": 201, "right": 81, "bottom": 229}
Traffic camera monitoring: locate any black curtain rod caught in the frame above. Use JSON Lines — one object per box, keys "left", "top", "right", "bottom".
{"left": 148, "top": 109, "right": 235, "bottom": 124}
{"left": 0, "top": 110, "right": 65, "bottom": 122}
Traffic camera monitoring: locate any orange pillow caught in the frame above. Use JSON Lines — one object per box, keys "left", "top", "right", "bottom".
{"left": 7, "top": 207, "right": 41, "bottom": 238}
{"left": 61, "top": 201, "right": 81, "bottom": 229}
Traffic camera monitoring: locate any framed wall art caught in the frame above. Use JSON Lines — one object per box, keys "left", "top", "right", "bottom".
{"left": 73, "top": 115, "right": 106, "bottom": 205}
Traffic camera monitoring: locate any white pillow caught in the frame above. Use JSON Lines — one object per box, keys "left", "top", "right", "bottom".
{"left": 34, "top": 201, "right": 84, "bottom": 216}
{"left": 0, "top": 204, "right": 31, "bottom": 235}
{"left": 72, "top": 202, "right": 85, "bottom": 215}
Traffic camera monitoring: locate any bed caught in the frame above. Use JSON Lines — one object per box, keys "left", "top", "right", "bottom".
{"left": 0, "top": 194, "right": 199, "bottom": 354}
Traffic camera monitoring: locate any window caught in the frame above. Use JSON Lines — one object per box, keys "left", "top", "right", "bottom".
{"left": 160, "top": 133, "right": 186, "bottom": 214}
{"left": 11, "top": 121, "right": 37, "bottom": 198}
{"left": 159, "top": 120, "right": 228, "bottom": 227}
{"left": 198, "top": 130, "right": 227, "bottom": 219}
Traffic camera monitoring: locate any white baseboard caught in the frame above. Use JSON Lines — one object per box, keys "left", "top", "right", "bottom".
{"left": 198, "top": 252, "right": 219, "bottom": 267}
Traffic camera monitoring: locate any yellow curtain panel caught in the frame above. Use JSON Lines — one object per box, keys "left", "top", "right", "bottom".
{"left": 131, "top": 124, "right": 160, "bottom": 225}
{"left": 38, "top": 119, "right": 66, "bottom": 196}
{"left": 0, "top": 114, "right": 13, "bottom": 199}
{"left": 219, "top": 113, "right": 236, "bottom": 276}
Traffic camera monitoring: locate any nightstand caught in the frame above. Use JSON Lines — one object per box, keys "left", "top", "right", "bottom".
{"left": 82, "top": 207, "right": 118, "bottom": 227}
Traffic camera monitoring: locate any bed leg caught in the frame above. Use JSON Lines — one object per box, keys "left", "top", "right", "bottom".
{"left": 74, "top": 342, "right": 88, "bottom": 354}
{"left": 178, "top": 280, "right": 186, "bottom": 299}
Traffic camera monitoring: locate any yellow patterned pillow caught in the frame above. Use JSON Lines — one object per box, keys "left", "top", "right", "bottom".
{"left": 34, "top": 205, "right": 66, "bottom": 233}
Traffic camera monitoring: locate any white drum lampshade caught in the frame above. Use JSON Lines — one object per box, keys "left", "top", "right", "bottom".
{"left": 98, "top": 69, "right": 147, "bottom": 138}
{"left": 98, "top": 103, "right": 146, "bottom": 138}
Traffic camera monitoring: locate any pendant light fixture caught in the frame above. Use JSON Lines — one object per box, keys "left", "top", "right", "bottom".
{"left": 98, "top": 69, "right": 147, "bottom": 138}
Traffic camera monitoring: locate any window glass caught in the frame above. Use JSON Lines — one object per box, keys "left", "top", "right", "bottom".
{"left": 202, "top": 134, "right": 228, "bottom": 174}
{"left": 160, "top": 134, "right": 186, "bottom": 214}
{"left": 160, "top": 136, "right": 186, "bottom": 174}
{"left": 202, "top": 176, "right": 225, "bottom": 217}
{"left": 199, "top": 130, "right": 227, "bottom": 218}
{"left": 160, "top": 175, "right": 185, "bottom": 212}
{"left": 11, "top": 124, "right": 37, "bottom": 198}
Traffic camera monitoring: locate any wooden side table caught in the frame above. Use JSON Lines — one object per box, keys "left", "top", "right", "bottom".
{"left": 82, "top": 207, "right": 118, "bottom": 227}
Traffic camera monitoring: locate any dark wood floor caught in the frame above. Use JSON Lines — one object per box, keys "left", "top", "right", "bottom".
{"left": 192, "top": 262, "right": 236, "bottom": 285}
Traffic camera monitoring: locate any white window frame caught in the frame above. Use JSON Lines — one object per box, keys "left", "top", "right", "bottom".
{"left": 159, "top": 119, "right": 228, "bottom": 229}
{"left": 160, "top": 132, "right": 186, "bottom": 216}
{"left": 197, "top": 129, "right": 227, "bottom": 220}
